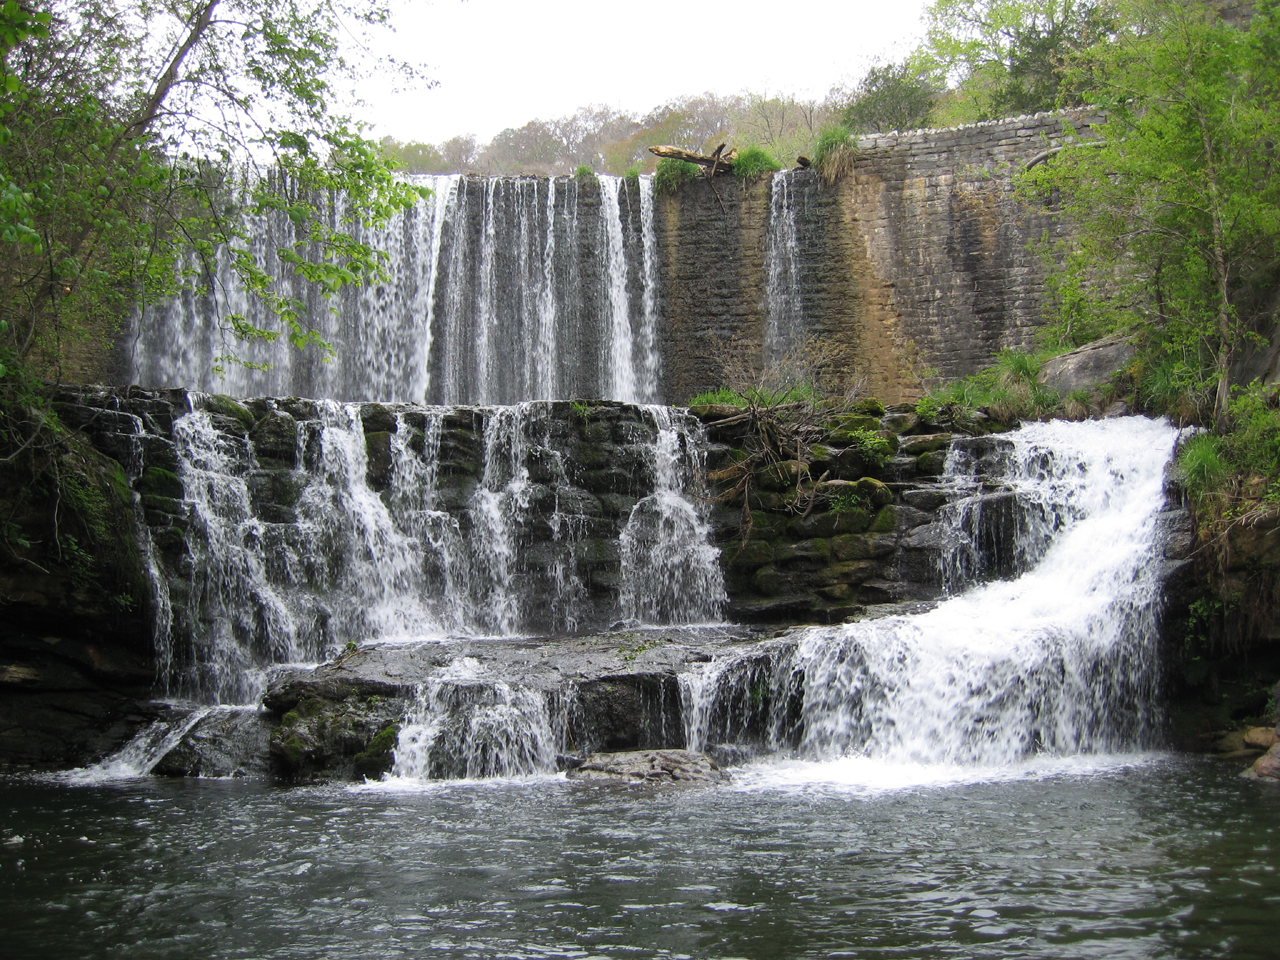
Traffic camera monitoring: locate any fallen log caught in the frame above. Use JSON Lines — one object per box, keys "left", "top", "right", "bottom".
{"left": 648, "top": 144, "right": 739, "bottom": 173}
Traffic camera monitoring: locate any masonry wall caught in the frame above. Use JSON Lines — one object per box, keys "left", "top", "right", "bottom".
{"left": 655, "top": 110, "right": 1101, "bottom": 404}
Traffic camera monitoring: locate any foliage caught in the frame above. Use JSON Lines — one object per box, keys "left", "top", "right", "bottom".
{"left": 912, "top": 0, "right": 1113, "bottom": 122}
{"left": 702, "top": 337, "right": 878, "bottom": 530}
{"left": 731, "top": 145, "right": 782, "bottom": 179}
{"left": 1175, "top": 431, "right": 1229, "bottom": 499}
{"left": 0, "top": 0, "right": 428, "bottom": 387}
{"left": 1021, "top": 0, "right": 1280, "bottom": 430}
{"left": 919, "top": 348, "right": 1061, "bottom": 425}
{"left": 812, "top": 126, "right": 857, "bottom": 183}
{"left": 574, "top": 163, "right": 595, "bottom": 180}
{"left": 379, "top": 137, "right": 450, "bottom": 174}
{"left": 689, "top": 386, "right": 747, "bottom": 407}
{"left": 841, "top": 62, "right": 941, "bottom": 134}
{"left": 653, "top": 157, "right": 700, "bottom": 195}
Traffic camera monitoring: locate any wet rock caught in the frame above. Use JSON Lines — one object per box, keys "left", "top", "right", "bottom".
{"left": 1248, "top": 743, "right": 1280, "bottom": 780}
{"left": 1244, "top": 726, "right": 1279, "bottom": 750}
{"left": 898, "top": 433, "right": 954, "bottom": 456}
{"left": 153, "top": 709, "right": 274, "bottom": 778}
{"left": 566, "top": 749, "right": 726, "bottom": 783}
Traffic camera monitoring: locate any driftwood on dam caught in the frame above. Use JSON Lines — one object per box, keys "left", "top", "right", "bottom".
{"left": 648, "top": 144, "right": 737, "bottom": 175}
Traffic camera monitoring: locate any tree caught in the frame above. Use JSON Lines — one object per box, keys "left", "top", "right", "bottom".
{"left": 912, "top": 0, "right": 1114, "bottom": 121}
{"left": 0, "top": 0, "right": 427, "bottom": 383}
{"left": 1024, "top": 0, "right": 1280, "bottom": 429}
{"left": 841, "top": 62, "right": 941, "bottom": 134}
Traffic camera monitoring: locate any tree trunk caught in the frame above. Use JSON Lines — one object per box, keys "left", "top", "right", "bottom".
{"left": 648, "top": 145, "right": 738, "bottom": 172}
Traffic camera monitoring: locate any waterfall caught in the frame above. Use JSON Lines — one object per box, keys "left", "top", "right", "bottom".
{"left": 128, "top": 174, "right": 661, "bottom": 405}
{"left": 619, "top": 406, "right": 726, "bottom": 623}
{"left": 153, "top": 398, "right": 724, "bottom": 704}
{"left": 764, "top": 170, "right": 806, "bottom": 363}
{"left": 390, "top": 661, "right": 567, "bottom": 781}
{"left": 683, "top": 417, "right": 1179, "bottom": 765}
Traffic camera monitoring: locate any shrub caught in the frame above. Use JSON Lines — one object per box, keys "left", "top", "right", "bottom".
{"left": 624, "top": 165, "right": 641, "bottom": 180}
{"left": 813, "top": 125, "right": 856, "bottom": 183}
{"left": 732, "top": 144, "right": 782, "bottom": 178}
{"left": 653, "top": 157, "right": 700, "bottom": 194}
{"left": 1176, "top": 432, "right": 1228, "bottom": 499}
{"left": 574, "top": 163, "right": 595, "bottom": 181}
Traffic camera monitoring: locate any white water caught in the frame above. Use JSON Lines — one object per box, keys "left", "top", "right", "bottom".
{"left": 64, "top": 707, "right": 213, "bottom": 783}
{"left": 619, "top": 406, "right": 726, "bottom": 623}
{"left": 129, "top": 174, "right": 661, "bottom": 405}
{"left": 389, "top": 660, "right": 565, "bottom": 781}
{"left": 763, "top": 170, "right": 806, "bottom": 363}
{"left": 155, "top": 398, "right": 724, "bottom": 703}
{"left": 685, "top": 417, "right": 1180, "bottom": 770}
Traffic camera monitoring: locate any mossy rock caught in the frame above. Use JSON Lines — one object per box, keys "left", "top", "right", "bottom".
{"left": 141, "top": 493, "right": 184, "bottom": 518}
{"left": 830, "top": 415, "right": 882, "bottom": 439}
{"left": 759, "top": 460, "right": 809, "bottom": 492}
{"left": 597, "top": 492, "right": 638, "bottom": 518}
{"left": 746, "top": 511, "right": 788, "bottom": 540}
{"left": 722, "top": 540, "right": 775, "bottom": 570}
{"left": 788, "top": 509, "right": 872, "bottom": 539}
{"left": 352, "top": 723, "right": 400, "bottom": 780}
{"left": 572, "top": 538, "right": 620, "bottom": 565}
{"left": 916, "top": 450, "right": 949, "bottom": 476}
{"left": 204, "top": 394, "right": 256, "bottom": 429}
{"left": 851, "top": 398, "right": 887, "bottom": 417}
{"left": 851, "top": 477, "right": 894, "bottom": 510}
{"left": 774, "top": 538, "right": 832, "bottom": 565}
{"left": 249, "top": 412, "right": 299, "bottom": 468}
{"left": 137, "top": 466, "right": 184, "bottom": 499}
{"left": 359, "top": 403, "right": 398, "bottom": 435}
{"left": 830, "top": 534, "right": 896, "bottom": 562}
{"left": 751, "top": 564, "right": 793, "bottom": 597}
{"left": 882, "top": 411, "right": 921, "bottom": 435}
{"left": 869, "top": 505, "right": 898, "bottom": 533}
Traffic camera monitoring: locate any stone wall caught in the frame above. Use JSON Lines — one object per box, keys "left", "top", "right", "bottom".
{"left": 656, "top": 110, "right": 1102, "bottom": 404}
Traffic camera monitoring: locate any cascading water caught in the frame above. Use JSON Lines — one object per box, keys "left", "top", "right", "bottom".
{"left": 390, "top": 660, "right": 568, "bottom": 781}
{"left": 127, "top": 175, "right": 661, "bottom": 405}
{"left": 619, "top": 406, "right": 726, "bottom": 624}
{"left": 683, "top": 417, "right": 1180, "bottom": 767}
{"left": 154, "top": 397, "right": 724, "bottom": 706}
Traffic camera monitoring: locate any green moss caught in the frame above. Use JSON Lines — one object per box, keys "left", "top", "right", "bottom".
{"left": 722, "top": 540, "right": 775, "bottom": 570}
{"left": 138, "top": 466, "right": 184, "bottom": 499}
{"left": 297, "top": 697, "right": 327, "bottom": 719}
{"left": 746, "top": 511, "right": 788, "bottom": 540}
{"left": 852, "top": 398, "right": 886, "bottom": 417}
{"left": 281, "top": 710, "right": 300, "bottom": 728}
{"left": 852, "top": 477, "right": 893, "bottom": 509}
{"left": 869, "top": 505, "right": 897, "bottom": 533}
{"left": 205, "top": 393, "right": 256, "bottom": 429}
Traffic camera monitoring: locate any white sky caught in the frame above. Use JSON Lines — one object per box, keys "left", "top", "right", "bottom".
{"left": 354, "top": 0, "right": 932, "bottom": 146}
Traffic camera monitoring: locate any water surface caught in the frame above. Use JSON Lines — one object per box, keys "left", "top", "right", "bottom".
{"left": 3, "top": 757, "right": 1277, "bottom": 959}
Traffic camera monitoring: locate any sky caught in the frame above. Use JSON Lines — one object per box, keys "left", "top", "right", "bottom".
{"left": 353, "top": 0, "right": 933, "bottom": 146}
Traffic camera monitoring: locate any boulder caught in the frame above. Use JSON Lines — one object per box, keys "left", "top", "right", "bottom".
{"left": 566, "top": 749, "right": 726, "bottom": 783}
{"left": 1038, "top": 335, "right": 1135, "bottom": 395}
{"left": 1244, "top": 726, "right": 1279, "bottom": 750}
{"left": 1250, "top": 743, "right": 1280, "bottom": 780}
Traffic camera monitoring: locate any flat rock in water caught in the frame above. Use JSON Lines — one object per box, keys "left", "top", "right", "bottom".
{"left": 566, "top": 749, "right": 726, "bottom": 783}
